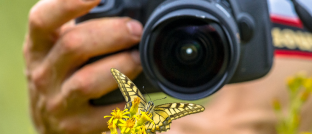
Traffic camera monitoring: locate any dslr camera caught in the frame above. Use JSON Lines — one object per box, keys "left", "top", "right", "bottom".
{"left": 77, "top": 0, "right": 273, "bottom": 105}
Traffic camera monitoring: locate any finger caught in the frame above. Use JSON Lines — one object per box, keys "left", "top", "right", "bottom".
{"left": 90, "top": 102, "right": 126, "bottom": 131}
{"left": 41, "top": 17, "right": 142, "bottom": 82}
{"left": 60, "top": 20, "right": 76, "bottom": 34}
{"left": 61, "top": 50, "right": 142, "bottom": 103}
{"left": 26, "top": 0, "right": 100, "bottom": 59}
{"left": 29, "top": 0, "right": 100, "bottom": 34}
{"left": 58, "top": 17, "right": 142, "bottom": 56}
{"left": 23, "top": 20, "right": 76, "bottom": 70}
{"left": 55, "top": 102, "right": 126, "bottom": 133}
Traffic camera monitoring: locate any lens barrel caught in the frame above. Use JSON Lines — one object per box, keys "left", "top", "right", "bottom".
{"left": 140, "top": 0, "right": 240, "bottom": 100}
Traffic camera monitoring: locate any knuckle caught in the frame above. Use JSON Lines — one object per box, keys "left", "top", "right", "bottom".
{"left": 30, "top": 67, "right": 48, "bottom": 90}
{"left": 46, "top": 97, "right": 62, "bottom": 114}
{"left": 119, "top": 52, "right": 133, "bottom": 62}
{"left": 59, "top": 32, "right": 82, "bottom": 54}
{"left": 73, "top": 74, "right": 90, "bottom": 92}
{"left": 119, "top": 53, "right": 137, "bottom": 70}
{"left": 59, "top": 120, "right": 80, "bottom": 133}
{"left": 64, "top": 74, "right": 92, "bottom": 98}
{"left": 28, "top": 7, "right": 45, "bottom": 31}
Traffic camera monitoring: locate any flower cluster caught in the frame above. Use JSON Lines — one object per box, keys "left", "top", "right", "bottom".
{"left": 104, "top": 97, "right": 154, "bottom": 134}
{"left": 272, "top": 73, "right": 312, "bottom": 134}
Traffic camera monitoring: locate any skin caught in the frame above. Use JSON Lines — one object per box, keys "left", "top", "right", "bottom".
{"left": 23, "top": 0, "right": 143, "bottom": 133}
{"left": 23, "top": 0, "right": 312, "bottom": 134}
{"left": 164, "top": 58, "right": 312, "bottom": 134}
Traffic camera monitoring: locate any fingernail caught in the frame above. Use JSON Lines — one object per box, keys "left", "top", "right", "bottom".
{"left": 131, "top": 50, "right": 141, "bottom": 65}
{"left": 127, "top": 20, "right": 143, "bottom": 37}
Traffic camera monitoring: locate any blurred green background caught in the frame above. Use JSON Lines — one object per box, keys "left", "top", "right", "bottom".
{"left": 0, "top": 0, "right": 38, "bottom": 133}
{"left": 0, "top": 1, "right": 210, "bottom": 134}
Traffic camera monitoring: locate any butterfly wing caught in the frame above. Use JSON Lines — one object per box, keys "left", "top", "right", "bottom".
{"left": 145, "top": 103, "right": 205, "bottom": 134}
{"left": 110, "top": 68, "right": 147, "bottom": 112}
{"left": 111, "top": 68, "right": 205, "bottom": 133}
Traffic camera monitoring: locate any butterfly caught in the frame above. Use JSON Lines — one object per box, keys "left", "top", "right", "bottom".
{"left": 110, "top": 68, "right": 205, "bottom": 134}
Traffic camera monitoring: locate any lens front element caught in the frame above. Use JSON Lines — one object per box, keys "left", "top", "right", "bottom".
{"left": 140, "top": 0, "right": 240, "bottom": 100}
{"left": 178, "top": 41, "right": 202, "bottom": 64}
{"left": 150, "top": 17, "right": 229, "bottom": 91}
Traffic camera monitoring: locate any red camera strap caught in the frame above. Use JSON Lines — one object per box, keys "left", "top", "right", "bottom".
{"left": 271, "top": 14, "right": 312, "bottom": 60}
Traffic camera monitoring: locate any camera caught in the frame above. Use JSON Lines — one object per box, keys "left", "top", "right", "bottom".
{"left": 77, "top": 0, "right": 273, "bottom": 105}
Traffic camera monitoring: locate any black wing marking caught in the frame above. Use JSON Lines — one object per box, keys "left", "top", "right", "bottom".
{"left": 145, "top": 103, "right": 205, "bottom": 134}
{"left": 110, "top": 68, "right": 146, "bottom": 111}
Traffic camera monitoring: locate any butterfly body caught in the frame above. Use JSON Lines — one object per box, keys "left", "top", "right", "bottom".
{"left": 110, "top": 68, "right": 205, "bottom": 134}
{"left": 144, "top": 101, "right": 155, "bottom": 115}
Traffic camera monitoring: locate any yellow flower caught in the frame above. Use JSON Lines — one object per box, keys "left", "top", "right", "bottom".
{"left": 303, "top": 78, "right": 312, "bottom": 92}
{"left": 300, "top": 90, "right": 310, "bottom": 102}
{"left": 287, "top": 75, "right": 305, "bottom": 93}
{"left": 135, "top": 125, "right": 147, "bottom": 134}
{"left": 130, "top": 97, "right": 140, "bottom": 117}
{"left": 118, "top": 118, "right": 136, "bottom": 134}
{"left": 272, "top": 98, "right": 281, "bottom": 111}
{"left": 104, "top": 107, "right": 130, "bottom": 125}
{"left": 107, "top": 121, "right": 118, "bottom": 134}
{"left": 135, "top": 111, "right": 155, "bottom": 127}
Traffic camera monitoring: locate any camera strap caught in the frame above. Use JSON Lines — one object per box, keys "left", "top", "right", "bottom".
{"left": 271, "top": 14, "right": 312, "bottom": 60}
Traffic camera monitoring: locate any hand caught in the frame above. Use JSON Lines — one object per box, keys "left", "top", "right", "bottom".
{"left": 23, "top": 0, "right": 143, "bottom": 133}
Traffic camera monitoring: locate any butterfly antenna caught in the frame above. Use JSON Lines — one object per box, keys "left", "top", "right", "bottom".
{"left": 153, "top": 96, "right": 167, "bottom": 102}
{"left": 142, "top": 86, "right": 152, "bottom": 101}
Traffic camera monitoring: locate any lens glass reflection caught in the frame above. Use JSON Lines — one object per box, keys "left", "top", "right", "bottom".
{"left": 152, "top": 18, "right": 228, "bottom": 88}
{"left": 177, "top": 41, "right": 202, "bottom": 64}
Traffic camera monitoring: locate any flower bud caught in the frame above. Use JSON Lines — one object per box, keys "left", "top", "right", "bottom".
{"left": 303, "top": 78, "right": 312, "bottom": 92}
{"left": 300, "top": 90, "right": 310, "bottom": 102}
{"left": 136, "top": 111, "right": 154, "bottom": 126}
{"left": 287, "top": 76, "right": 304, "bottom": 93}
{"left": 130, "top": 97, "right": 140, "bottom": 117}
{"left": 272, "top": 98, "right": 281, "bottom": 111}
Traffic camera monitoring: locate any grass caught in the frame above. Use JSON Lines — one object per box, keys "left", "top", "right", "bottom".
{"left": 0, "top": 0, "right": 42, "bottom": 133}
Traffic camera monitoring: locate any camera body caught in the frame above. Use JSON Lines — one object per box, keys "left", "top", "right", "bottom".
{"left": 77, "top": 0, "right": 273, "bottom": 105}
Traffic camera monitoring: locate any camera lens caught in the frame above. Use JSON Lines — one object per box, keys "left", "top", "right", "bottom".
{"left": 149, "top": 17, "right": 229, "bottom": 90}
{"left": 177, "top": 41, "right": 202, "bottom": 65}
{"left": 140, "top": 0, "right": 240, "bottom": 100}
